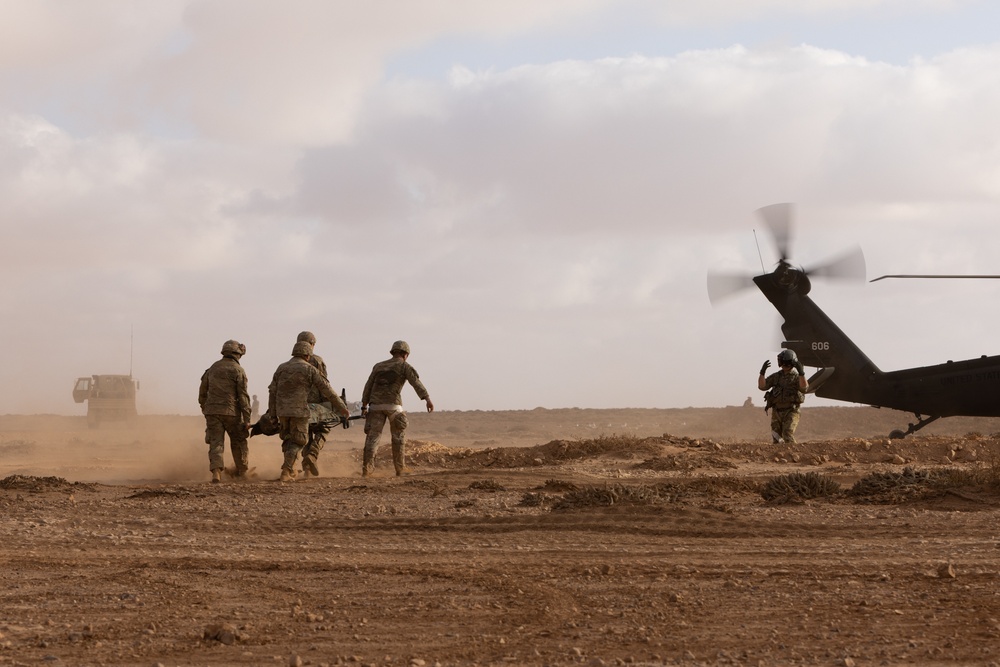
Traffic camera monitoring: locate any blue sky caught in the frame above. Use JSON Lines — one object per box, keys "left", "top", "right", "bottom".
{"left": 385, "top": 1, "right": 1000, "bottom": 78}
{"left": 2, "top": 0, "right": 1000, "bottom": 416}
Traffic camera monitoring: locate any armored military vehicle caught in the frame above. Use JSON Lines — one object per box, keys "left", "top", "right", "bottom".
{"left": 72, "top": 374, "right": 139, "bottom": 428}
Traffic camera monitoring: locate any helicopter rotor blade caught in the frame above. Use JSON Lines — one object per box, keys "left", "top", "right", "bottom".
{"left": 870, "top": 274, "right": 1000, "bottom": 282}
{"left": 804, "top": 244, "right": 866, "bottom": 282}
{"left": 756, "top": 203, "right": 793, "bottom": 262}
{"left": 707, "top": 271, "right": 757, "bottom": 305}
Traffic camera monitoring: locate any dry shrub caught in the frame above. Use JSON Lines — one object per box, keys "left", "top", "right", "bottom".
{"left": 761, "top": 472, "right": 840, "bottom": 502}
{"left": 848, "top": 467, "right": 936, "bottom": 503}
{"left": 468, "top": 479, "right": 506, "bottom": 492}
{"left": 518, "top": 492, "right": 550, "bottom": 507}
{"left": 553, "top": 483, "right": 671, "bottom": 510}
{"left": 539, "top": 479, "right": 579, "bottom": 492}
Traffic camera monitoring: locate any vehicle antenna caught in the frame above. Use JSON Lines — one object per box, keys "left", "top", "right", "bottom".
{"left": 753, "top": 229, "right": 766, "bottom": 274}
{"left": 130, "top": 324, "right": 134, "bottom": 379}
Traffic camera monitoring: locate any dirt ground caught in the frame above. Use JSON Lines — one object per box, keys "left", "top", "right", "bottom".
{"left": 3, "top": 406, "right": 1000, "bottom": 666}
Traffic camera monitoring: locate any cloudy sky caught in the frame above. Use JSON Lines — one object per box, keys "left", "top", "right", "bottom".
{"left": 3, "top": 0, "right": 1000, "bottom": 415}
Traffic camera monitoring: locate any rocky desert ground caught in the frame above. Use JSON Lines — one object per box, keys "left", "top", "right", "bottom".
{"left": 3, "top": 406, "right": 1000, "bottom": 666}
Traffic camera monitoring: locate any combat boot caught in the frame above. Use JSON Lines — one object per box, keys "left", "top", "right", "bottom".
{"left": 302, "top": 457, "right": 319, "bottom": 478}
{"left": 279, "top": 467, "right": 296, "bottom": 483}
{"left": 211, "top": 469, "right": 223, "bottom": 484}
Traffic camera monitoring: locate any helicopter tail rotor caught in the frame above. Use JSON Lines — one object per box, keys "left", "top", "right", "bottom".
{"left": 757, "top": 202, "right": 793, "bottom": 263}
{"left": 707, "top": 272, "right": 758, "bottom": 305}
{"left": 804, "top": 245, "right": 866, "bottom": 282}
{"left": 707, "top": 204, "right": 866, "bottom": 304}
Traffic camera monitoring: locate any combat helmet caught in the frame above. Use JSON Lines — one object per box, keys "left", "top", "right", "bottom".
{"left": 292, "top": 340, "right": 313, "bottom": 357}
{"left": 297, "top": 331, "right": 316, "bottom": 345}
{"left": 390, "top": 340, "right": 410, "bottom": 355}
{"left": 777, "top": 349, "right": 798, "bottom": 365}
{"left": 222, "top": 340, "right": 244, "bottom": 358}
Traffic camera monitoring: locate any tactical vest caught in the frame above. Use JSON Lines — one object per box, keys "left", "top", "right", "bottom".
{"left": 769, "top": 373, "right": 804, "bottom": 409}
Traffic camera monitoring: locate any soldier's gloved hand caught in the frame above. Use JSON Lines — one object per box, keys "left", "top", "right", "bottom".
{"left": 759, "top": 360, "right": 771, "bottom": 376}
{"left": 794, "top": 360, "right": 804, "bottom": 375}
{"left": 342, "top": 416, "right": 351, "bottom": 429}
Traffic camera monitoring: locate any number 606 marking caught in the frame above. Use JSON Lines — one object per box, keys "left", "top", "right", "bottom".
{"left": 811, "top": 341, "right": 830, "bottom": 351}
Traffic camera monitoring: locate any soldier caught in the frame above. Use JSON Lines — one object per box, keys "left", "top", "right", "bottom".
{"left": 758, "top": 349, "right": 808, "bottom": 443}
{"left": 268, "top": 340, "right": 351, "bottom": 482}
{"left": 198, "top": 340, "right": 251, "bottom": 483}
{"left": 297, "top": 331, "right": 329, "bottom": 477}
{"left": 361, "top": 340, "right": 434, "bottom": 477}
{"left": 250, "top": 394, "right": 260, "bottom": 422}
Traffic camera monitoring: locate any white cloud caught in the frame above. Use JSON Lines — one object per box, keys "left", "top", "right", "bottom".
{"left": 1, "top": 1, "right": 1000, "bottom": 416}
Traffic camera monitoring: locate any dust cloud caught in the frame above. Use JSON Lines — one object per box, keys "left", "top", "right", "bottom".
{"left": 6, "top": 408, "right": 1000, "bottom": 484}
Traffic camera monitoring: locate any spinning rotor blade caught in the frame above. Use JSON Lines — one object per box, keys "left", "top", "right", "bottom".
{"left": 804, "top": 244, "right": 866, "bottom": 282}
{"left": 870, "top": 274, "right": 1000, "bottom": 282}
{"left": 756, "top": 203, "right": 793, "bottom": 262}
{"left": 707, "top": 271, "right": 757, "bottom": 305}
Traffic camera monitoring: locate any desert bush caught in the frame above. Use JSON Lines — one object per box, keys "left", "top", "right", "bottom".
{"left": 518, "top": 492, "right": 550, "bottom": 507}
{"left": 847, "top": 466, "right": 958, "bottom": 503}
{"left": 848, "top": 467, "right": 932, "bottom": 498}
{"left": 539, "top": 479, "right": 579, "bottom": 492}
{"left": 468, "top": 479, "right": 506, "bottom": 492}
{"left": 760, "top": 472, "right": 840, "bottom": 502}
{"left": 553, "top": 483, "right": 667, "bottom": 510}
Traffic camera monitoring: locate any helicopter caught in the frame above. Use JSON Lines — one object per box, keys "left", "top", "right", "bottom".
{"left": 708, "top": 203, "right": 1000, "bottom": 439}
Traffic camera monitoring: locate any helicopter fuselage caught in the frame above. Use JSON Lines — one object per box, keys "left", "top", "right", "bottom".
{"left": 754, "top": 267, "right": 1000, "bottom": 419}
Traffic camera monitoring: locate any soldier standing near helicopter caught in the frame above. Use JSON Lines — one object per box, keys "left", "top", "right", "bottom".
{"left": 758, "top": 348, "right": 808, "bottom": 443}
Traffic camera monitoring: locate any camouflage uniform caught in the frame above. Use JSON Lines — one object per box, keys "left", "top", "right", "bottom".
{"left": 361, "top": 355, "right": 430, "bottom": 476}
{"left": 301, "top": 351, "right": 330, "bottom": 475}
{"left": 268, "top": 344, "right": 349, "bottom": 481}
{"left": 762, "top": 369, "right": 805, "bottom": 443}
{"left": 198, "top": 341, "right": 251, "bottom": 480}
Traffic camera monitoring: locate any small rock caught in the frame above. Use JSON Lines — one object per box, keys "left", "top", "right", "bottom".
{"left": 203, "top": 622, "right": 241, "bottom": 645}
{"left": 938, "top": 562, "right": 956, "bottom": 579}
{"left": 842, "top": 658, "right": 856, "bottom": 667}
{"left": 289, "top": 654, "right": 303, "bottom": 667}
